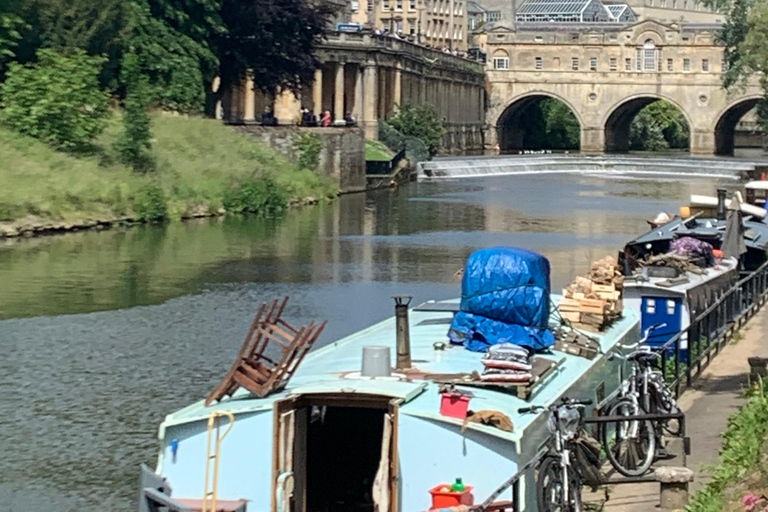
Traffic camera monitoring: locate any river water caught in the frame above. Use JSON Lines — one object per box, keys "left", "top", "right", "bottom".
{"left": 0, "top": 172, "right": 737, "bottom": 511}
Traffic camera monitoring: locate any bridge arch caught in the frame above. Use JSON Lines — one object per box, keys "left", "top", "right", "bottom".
{"left": 713, "top": 96, "right": 763, "bottom": 156}
{"left": 602, "top": 94, "right": 693, "bottom": 153}
{"left": 495, "top": 92, "right": 583, "bottom": 151}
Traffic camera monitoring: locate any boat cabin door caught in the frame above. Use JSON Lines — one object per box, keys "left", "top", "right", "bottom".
{"left": 273, "top": 396, "right": 399, "bottom": 512}
{"left": 641, "top": 296, "right": 682, "bottom": 346}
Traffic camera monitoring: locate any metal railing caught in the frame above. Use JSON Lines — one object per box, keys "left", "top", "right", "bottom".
{"left": 659, "top": 260, "right": 768, "bottom": 398}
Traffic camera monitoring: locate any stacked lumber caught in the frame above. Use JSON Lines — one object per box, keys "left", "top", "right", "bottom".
{"left": 558, "top": 256, "right": 624, "bottom": 332}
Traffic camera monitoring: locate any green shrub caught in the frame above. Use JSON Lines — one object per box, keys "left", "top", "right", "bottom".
{"left": 388, "top": 104, "right": 446, "bottom": 155}
{"left": 294, "top": 132, "right": 322, "bottom": 170}
{"left": 223, "top": 178, "right": 288, "bottom": 216}
{"left": 132, "top": 184, "right": 168, "bottom": 222}
{"left": 115, "top": 51, "right": 156, "bottom": 173}
{"left": 0, "top": 49, "right": 110, "bottom": 152}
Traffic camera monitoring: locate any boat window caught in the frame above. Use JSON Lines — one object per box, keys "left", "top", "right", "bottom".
{"left": 667, "top": 300, "right": 676, "bottom": 315}
{"left": 646, "top": 299, "right": 655, "bottom": 314}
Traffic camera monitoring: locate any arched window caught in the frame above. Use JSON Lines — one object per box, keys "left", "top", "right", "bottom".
{"left": 493, "top": 49, "right": 509, "bottom": 70}
{"left": 643, "top": 39, "right": 657, "bottom": 71}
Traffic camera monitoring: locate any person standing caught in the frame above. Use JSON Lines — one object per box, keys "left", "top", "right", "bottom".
{"left": 321, "top": 110, "right": 332, "bottom": 127}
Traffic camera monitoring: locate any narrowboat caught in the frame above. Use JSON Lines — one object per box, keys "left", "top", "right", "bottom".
{"left": 622, "top": 257, "right": 738, "bottom": 352}
{"left": 137, "top": 249, "right": 640, "bottom": 512}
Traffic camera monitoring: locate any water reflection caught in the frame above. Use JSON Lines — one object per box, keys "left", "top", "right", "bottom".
{"left": 0, "top": 172, "right": 733, "bottom": 511}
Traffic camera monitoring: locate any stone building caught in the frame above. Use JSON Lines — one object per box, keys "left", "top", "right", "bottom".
{"left": 349, "top": 0, "right": 469, "bottom": 51}
{"left": 484, "top": 19, "right": 762, "bottom": 154}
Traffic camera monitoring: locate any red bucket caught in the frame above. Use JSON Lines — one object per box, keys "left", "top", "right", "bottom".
{"left": 429, "top": 485, "right": 474, "bottom": 508}
{"left": 440, "top": 392, "right": 471, "bottom": 419}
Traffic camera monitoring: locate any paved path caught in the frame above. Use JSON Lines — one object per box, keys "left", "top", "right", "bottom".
{"left": 583, "top": 309, "right": 767, "bottom": 511}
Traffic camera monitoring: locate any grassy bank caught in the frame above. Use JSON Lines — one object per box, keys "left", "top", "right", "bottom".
{"left": 0, "top": 112, "right": 337, "bottom": 228}
{"left": 365, "top": 140, "right": 394, "bottom": 161}
{"left": 687, "top": 382, "right": 768, "bottom": 512}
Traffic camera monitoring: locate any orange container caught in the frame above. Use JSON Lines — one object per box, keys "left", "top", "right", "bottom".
{"left": 429, "top": 485, "right": 474, "bottom": 508}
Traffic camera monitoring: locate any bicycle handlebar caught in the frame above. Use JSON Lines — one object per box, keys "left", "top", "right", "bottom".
{"left": 619, "top": 322, "right": 667, "bottom": 349}
{"left": 517, "top": 397, "right": 593, "bottom": 414}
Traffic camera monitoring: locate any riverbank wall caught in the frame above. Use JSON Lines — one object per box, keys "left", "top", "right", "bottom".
{"left": 236, "top": 126, "right": 367, "bottom": 194}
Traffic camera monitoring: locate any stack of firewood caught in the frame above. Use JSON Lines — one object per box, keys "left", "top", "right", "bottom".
{"left": 558, "top": 256, "right": 624, "bottom": 332}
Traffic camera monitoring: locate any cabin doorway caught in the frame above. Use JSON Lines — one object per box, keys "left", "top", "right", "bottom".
{"left": 274, "top": 397, "right": 397, "bottom": 512}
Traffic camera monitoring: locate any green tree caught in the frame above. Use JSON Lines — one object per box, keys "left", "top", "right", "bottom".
{"left": 128, "top": 0, "right": 221, "bottom": 113}
{"left": 389, "top": 104, "right": 446, "bottom": 155}
{"left": 116, "top": 51, "right": 155, "bottom": 172}
{"left": 629, "top": 100, "right": 690, "bottom": 151}
{"left": 0, "top": 13, "right": 24, "bottom": 76}
{"left": 540, "top": 98, "right": 580, "bottom": 149}
{"left": 0, "top": 48, "right": 110, "bottom": 151}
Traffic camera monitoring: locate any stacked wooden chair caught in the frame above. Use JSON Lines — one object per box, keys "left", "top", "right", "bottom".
{"left": 206, "top": 297, "right": 327, "bottom": 405}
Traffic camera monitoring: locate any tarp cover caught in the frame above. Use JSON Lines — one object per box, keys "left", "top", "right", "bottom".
{"left": 448, "top": 247, "right": 555, "bottom": 352}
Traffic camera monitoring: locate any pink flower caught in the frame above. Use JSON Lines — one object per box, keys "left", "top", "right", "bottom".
{"left": 744, "top": 494, "right": 767, "bottom": 511}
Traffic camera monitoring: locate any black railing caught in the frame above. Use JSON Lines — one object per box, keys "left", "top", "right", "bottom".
{"left": 659, "top": 259, "right": 768, "bottom": 398}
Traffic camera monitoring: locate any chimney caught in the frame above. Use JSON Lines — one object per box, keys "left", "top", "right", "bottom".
{"left": 393, "top": 295, "right": 412, "bottom": 370}
{"left": 717, "top": 188, "right": 727, "bottom": 221}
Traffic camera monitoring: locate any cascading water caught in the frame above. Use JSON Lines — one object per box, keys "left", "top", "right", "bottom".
{"left": 419, "top": 154, "right": 764, "bottom": 180}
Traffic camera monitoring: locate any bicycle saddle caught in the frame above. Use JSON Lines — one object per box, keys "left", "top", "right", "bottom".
{"left": 627, "top": 350, "right": 659, "bottom": 363}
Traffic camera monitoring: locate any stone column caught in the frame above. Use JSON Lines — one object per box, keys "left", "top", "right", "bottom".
{"left": 363, "top": 64, "right": 378, "bottom": 139}
{"left": 690, "top": 129, "right": 716, "bottom": 155}
{"left": 394, "top": 66, "right": 402, "bottom": 111}
{"left": 581, "top": 127, "right": 606, "bottom": 154}
{"left": 354, "top": 65, "right": 364, "bottom": 120}
{"left": 334, "top": 62, "right": 345, "bottom": 125}
{"left": 313, "top": 68, "right": 323, "bottom": 118}
{"left": 244, "top": 73, "right": 256, "bottom": 122}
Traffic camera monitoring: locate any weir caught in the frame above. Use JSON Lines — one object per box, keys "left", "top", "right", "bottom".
{"left": 419, "top": 155, "right": 764, "bottom": 179}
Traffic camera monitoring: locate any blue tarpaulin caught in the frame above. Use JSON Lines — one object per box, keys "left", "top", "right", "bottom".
{"left": 448, "top": 247, "right": 555, "bottom": 352}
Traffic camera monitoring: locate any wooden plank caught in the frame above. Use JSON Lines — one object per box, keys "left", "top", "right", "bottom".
{"left": 578, "top": 303, "right": 606, "bottom": 315}
{"left": 560, "top": 311, "right": 581, "bottom": 322}
{"left": 592, "top": 283, "right": 616, "bottom": 293}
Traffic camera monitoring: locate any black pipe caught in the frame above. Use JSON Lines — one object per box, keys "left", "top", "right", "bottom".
{"left": 717, "top": 188, "right": 727, "bottom": 221}
{"left": 394, "top": 295, "right": 412, "bottom": 370}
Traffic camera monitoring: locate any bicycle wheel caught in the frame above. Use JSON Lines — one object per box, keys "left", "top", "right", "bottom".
{"left": 602, "top": 398, "right": 656, "bottom": 477}
{"left": 537, "top": 456, "right": 583, "bottom": 512}
{"left": 649, "top": 387, "right": 682, "bottom": 436}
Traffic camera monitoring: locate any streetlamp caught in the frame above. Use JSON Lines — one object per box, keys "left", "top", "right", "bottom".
{"left": 416, "top": 3, "right": 426, "bottom": 44}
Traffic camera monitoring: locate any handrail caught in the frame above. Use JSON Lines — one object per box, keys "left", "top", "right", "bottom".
{"left": 202, "top": 411, "right": 236, "bottom": 512}
{"left": 474, "top": 446, "right": 549, "bottom": 512}
{"left": 653, "top": 258, "right": 768, "bottom": 398}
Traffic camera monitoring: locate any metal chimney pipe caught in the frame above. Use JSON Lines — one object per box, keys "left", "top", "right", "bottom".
{"left": 717, "top": 188, "right": 727, "bottom": 221}
{"left": 393, "top": 295, "right": 413, "bottom": 370}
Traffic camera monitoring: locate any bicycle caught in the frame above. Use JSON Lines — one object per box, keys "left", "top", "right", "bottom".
{"left": 602, "top": 323, "right": 681, "bottom": 477}
{"left": 519, "top": 397, "right": 594, "bottom": 512}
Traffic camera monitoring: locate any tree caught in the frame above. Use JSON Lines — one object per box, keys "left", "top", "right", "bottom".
{"left": 214, "top": 0, "right": 333, "bottom": 101}
{"left": 0, "top": 48, "right": 110, "bottom": 151}
{"left": 127, "top": 0, "right": 221, "bottom": 113}
{"left": 115, "top": 50, "right": 155, "bottom": 172}
{"left": 629, "top": 100, "right": 690, "bottom": 151}
{"left": 0, "top": 13, "right": 24, "bottom": 76}
{"left": 540, "top": 99, "right": 580, "bottom": 149}
{"left": 389, "top": 104, "right": 446, "bottom": 155}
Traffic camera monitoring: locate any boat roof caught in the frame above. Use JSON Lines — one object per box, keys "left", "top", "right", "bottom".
{"left": 623, "top": 257, "right": 738, "bottom": 295}
{"left": 160, "top": 296, "right": 639, "bottom": 451}
{"left": 627, "top": 216, "right": 768, "bottom": 251}
{"left": 746, "top": 181, "right": 768, "bottom": 191}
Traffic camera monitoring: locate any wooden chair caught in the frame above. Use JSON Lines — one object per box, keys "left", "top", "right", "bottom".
{"left": 206, "top": 297, "right": 327, "bottom": 405}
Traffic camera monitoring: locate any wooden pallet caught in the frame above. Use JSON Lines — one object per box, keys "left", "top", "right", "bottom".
{"left": 431, "top": 357, "right": 564, "bottom": 401}
{"left": 205, "top": 297, "right": 327, "bottom": 405}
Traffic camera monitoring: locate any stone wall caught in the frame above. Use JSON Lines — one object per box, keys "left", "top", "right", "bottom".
{"left": 237, "top": 126, "right": 366, "bottom": 194}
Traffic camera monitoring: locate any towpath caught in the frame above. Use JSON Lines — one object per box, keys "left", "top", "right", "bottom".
{"left": 583, "top": 307, "right": 768, "bottom": 511}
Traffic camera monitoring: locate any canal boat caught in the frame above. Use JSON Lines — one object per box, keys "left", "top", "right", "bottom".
{"left": 137, "top": 250, "right": 640, "bottom": 512}
{"left": 622, "top": 257, "right": 738, "bottom": 352}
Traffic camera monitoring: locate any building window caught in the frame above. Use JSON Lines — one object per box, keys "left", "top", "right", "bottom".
{"left": 469, "top": 17, "right": 477, "bottom": 29}
{"left": 625, "top": 58, "right": 632, "bottom": 71}
{"left": 535, "top": 36, "right": 543, "bottom": 43}
{"left": 408, "top": 18, "right": 416, "bottom": 34}
{"left": 609, "top": 57, "right": 617, "bottom": 71}
{"left": 352, "top": 0, "right": 359, "bottom": 10}
{"left": 683, "top": 58, "right": 690, "bottom": 71}
{"left": 395, "top": 0, "right": 402, "bottom": 10}
{"left": 396, "top": 19, "right": 403, "bottom": 31}
{"left": 554, "top": 57, "right": 561, "bottom": 68}
{"left": 410, "top": 0, "right": 416, "bottom": 9}
{"left": 643, "top": 39, "right": 656, "bottom": 71}
{"left": 368, "top": 0, "right": 374, "bottom": 11}
{"left": 590, "top": 57, "right": 597, "bottom": 71}
{"left": 646, "top": 299, "right": 656, "bottom": 314}
{"left": 572, "top": 57, "right": 579, "bottom": 70}
{"left": 383, "top": 0, "right": 390, "bottom": 9}
{"left": 487, "top": 10, "right": 501, "bottom": 21}
{"left": 493, "top": 50, "right": 509, "bottom": 70}
{"left": 667, "top": 58, "right": 673, "bottom": 71}
{"left": 702, "top": 58, "right": 709, "bottom": 71}
{"left": 535, "top": 56, "right": 543, "bottom": 69}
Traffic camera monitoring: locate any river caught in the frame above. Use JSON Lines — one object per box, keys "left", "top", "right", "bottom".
{"left": 0, "top": 171, "right": 738, "bottom": 511}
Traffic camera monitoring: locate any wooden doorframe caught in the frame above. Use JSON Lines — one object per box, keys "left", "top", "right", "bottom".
{"left": 272, "top": 394, "right": 400, "bottom": 512}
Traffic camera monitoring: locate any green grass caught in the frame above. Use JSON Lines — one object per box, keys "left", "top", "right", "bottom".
{"left": 365, "top": 140, "right": 394, "bottom": 162}
{"left": 0, "top": 112, "right": 337, "bottom": 224}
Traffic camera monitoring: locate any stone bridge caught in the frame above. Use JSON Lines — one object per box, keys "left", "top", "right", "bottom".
{"left": 483, "top": 19, "right": 763, "bottom": 155}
